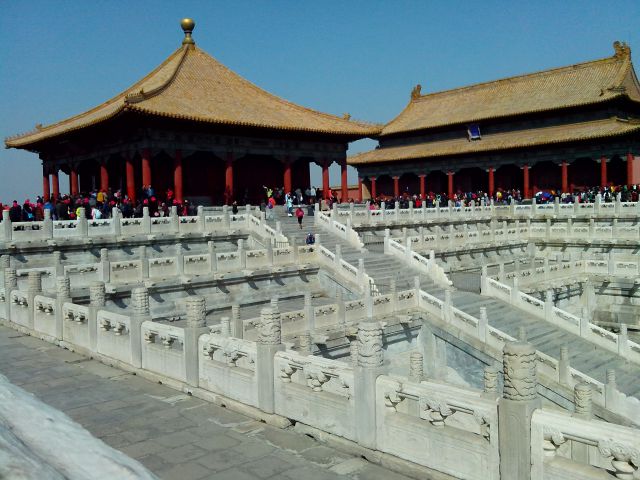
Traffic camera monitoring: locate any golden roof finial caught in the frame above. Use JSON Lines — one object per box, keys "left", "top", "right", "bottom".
{"left": 181, "top": 18, "right": 196, "bottom": 45}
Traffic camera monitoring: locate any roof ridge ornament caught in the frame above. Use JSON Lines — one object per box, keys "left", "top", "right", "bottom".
{"left": 411, "top": 84, "right": 422, "bottom": 101}
{"left": 613, "top": 41, "right": 630, "bottom": 59}
{"left": 181, "top": 18, "right": 195, "bottom": 46}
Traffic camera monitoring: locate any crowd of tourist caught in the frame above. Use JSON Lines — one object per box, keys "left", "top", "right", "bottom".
{"left": 1, "top": 184, "right": 639, "bottom": 223}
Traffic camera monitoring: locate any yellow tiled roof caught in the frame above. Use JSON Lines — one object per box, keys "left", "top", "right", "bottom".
{"left": 349, "top": 117, "right": 640, "bottom": 165}
{"left": 382, "top": 42, "right": 640, "bottom": 136}
{"left": 6, "top": 45, "right": 380, "bottom": 148}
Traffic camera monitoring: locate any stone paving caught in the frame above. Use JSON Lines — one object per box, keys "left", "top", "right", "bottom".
{"left": 0, "top": 325, "right": 415, "bottom": 480}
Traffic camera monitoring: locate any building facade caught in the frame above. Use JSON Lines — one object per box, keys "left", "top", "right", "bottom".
{"left": 5, "top": 20, "right": 378, "bottom": 205}
{"left": 351, "top": 42, "right": 640, "bottom": 200}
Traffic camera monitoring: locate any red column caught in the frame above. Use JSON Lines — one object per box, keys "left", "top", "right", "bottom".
{"left": 142, "top": 149, "right": 152, "bottom": 188}
{"left": 42, "top": 166, "right": 50, "bottom": 200}
{"left": 322, "top": 161, "right": 330, "bottom": 199}
{"left": 51, "top": 169, "right": 60, "bottom": 200}
{"left": 370, "top": 177, "right": 377, "bottom": 199}
{"left": 447, "top": 171, "right": 454, "bottom": 199}
{"left": 357, "top": 177, "right": 363, "bottom": 202}
{"left": 125, "top": 156, "right": 135, "bottom": 201}
{"left": 340, "top": 161, "right": 348, "bottom": 202}
{"left": 393, "top": 176, "right": 400, "bottom": 197}
{"left": 100, "top": 162, "right": 109, "bottom": 192}
{"left": 600, "top": 156, "right": 608, "bottom": 188}
{"left": 488, "top": 167, "right": 495, "bottom": 197}
{"left": 225, "top": 153, "right": 234, "bottom": 204}
{"left": 70, "top": 167, "right": 79, "bottom": 197}
{"left": 419, "top": 174, "right": 426, "bottom": 198}
{"left": 283, "top": 160, "right": 292, "bottom": 194}
{"left": 628, "top": 152, "right": 636, "bottom": 185}
{"left": 174, "top": 150, "right": 183, "bottom": 203}
{"left": 561, "top": 161, "right": 568, "bottom": 193}
{"left": 523, "top": 165, "right": 530, "bottom": 199}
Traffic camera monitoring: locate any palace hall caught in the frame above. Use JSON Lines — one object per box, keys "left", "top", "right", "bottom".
{"left": 350, "top": 41, "right": 640, "bottom": 200}
{"left": 4, "top": 20, "right": 378, "bottom": 205}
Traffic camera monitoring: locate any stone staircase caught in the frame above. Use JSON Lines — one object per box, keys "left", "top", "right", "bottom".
{"left": 269, "top": 208, "right": 640, "bottom": 402}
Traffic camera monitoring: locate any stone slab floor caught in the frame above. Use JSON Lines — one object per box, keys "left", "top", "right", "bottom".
{"left": 0, "top": 326, "right": 415, "bottom": 480}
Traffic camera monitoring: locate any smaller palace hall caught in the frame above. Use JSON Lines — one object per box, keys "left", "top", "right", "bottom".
{"left": 351, "top": 41, "right": 640, "bottom": 200}
{"left": 5, "top": 19, "right": 377, "bottom": 205}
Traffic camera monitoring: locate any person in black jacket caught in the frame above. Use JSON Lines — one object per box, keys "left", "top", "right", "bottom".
{"left": 9, "top": 201, "right": 22, "bottom": 222}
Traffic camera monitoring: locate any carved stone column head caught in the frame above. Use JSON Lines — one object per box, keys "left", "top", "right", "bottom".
{"left": 56, "top": 276, "right": 71, "bottom": 299}
{"left": 131, "top": 287, "right": 149, "bottom": 316}
{"left": 27, "top": 271, "right": 42, "bottom": 295}
{"left": 185, "top": 296, "right": 206, "bottom": 328}
{"left": 89, "top": 281, "right": 106, "bottom": 307}
{"left": 574, "top": 382, "right": 593, "bottom": 418}
{"left": 484, "top": 365, "right": 499, "bottom": 394}
{"left": 4, "top": 268, "right": 17, "bottom": 290}
{"left": 409, "top": 352, "right": 424, "bottom": 381}
{"left": 258, "top": 307, "right": 281, "bottom": 345}
{"left": 356, "top": 322, "right": 384, "bottom": 368}
{"left": 502, "top": 342, "right": 537, "bottom": 401}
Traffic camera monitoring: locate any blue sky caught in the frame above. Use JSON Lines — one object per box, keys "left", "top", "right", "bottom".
{"left": 1, "top": 1, "right": 639, "bottom": 200}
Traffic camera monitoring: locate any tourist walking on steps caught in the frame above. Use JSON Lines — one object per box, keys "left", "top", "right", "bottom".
{"left": 295, "top": 205, "right": 304, "bottom": 229}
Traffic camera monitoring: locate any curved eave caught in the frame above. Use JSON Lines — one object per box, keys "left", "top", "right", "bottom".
{"left": 349, "top": 122, "right": 640, "bottom": 166}
{"left": 380, "top": 93, "right": 630, "bottom": 138}
{"left": 125, "top": 104, "right": 381, "bottom": 137}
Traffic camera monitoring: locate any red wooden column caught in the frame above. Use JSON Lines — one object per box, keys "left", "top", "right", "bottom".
{"left": 174, "top": 150, "right": 183, "bottom": 203}
{"left": 225, "top": 152, "right": 234, "bottom": 204}
{"left": 357, "top": 177, "right": 363, "bottom": 202}
{"left": 142, "top": 149, "right": 152, "bottom": 188}
{"left": 322, "top": 161, "right": 330, "bottom": 199}
{"left": 447, "top": 171, "right": 454, "bottom": 199}
{"left": 600, "top": 156, "right": 608, "bottom": 188}
{"left": 70, "top": 166, "right": 79, "bottom": 197}
{"left": 370, "top": 177, "right": 377, "bottom": 199}
{"left": 42, "top": 166, "right": 50, "bottom": 200}
{"left": 51, "top": 168, "right": 60, "bottom": 200}
{"left": 283, "top": 159, "right": 292, "bottom": 194}
{"left": 100, "top": 161, "right": 109, "bottom": 192}
{"left": 125, "top": 156, "right": 135, "bottom": 201}
{"left": 561, "top": 161, "right": 569, "bottom": 193}
{"left": 419, "top": 174, "right": 426, "bottom": 198}
{"left": 628, "top": 152, "right": 636, "bottom": 185}
{"left": 393, "top": 176, "right": 400, "bottom": 197}
{"left": 523, "top": 165, "right": 530, "bottom": 199}
{"left": 488, "top": 167, "right": 495, "bottom": 197}
{"left": 340, "top": 160, "right": 348, "bottom": 202}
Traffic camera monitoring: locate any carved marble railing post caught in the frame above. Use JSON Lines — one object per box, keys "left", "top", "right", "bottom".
{"left": 26, "top": 271, "right": 42, "bottom": 329}
{"left": 231, "top": 304, "right": 242, "bottom": 338}
{"left": 291, "top": 237, "right": 298, "bottom": 264}
{"left": 197, "top": 205, "right": 205, "bottom": 232}
{"left": 336, "top": 289, "right": 346, "bottom": 324}
{"left": 2, "top": 210, "right": 11, "bottom": 242}
{"left": 389, "top": 278, "right": 397, "bottom": 313}
{"left": 139, "top": 246, "right": 149, "bottom": 279}
{"left": 0, "top": 255, "right": 10, "bottom": 282}
{"left": 208, "top": 240, "right": 217, "bottom": 273}
{"left": 175, "top": 243, "right": 185, "bottom": 276}
{"left": 142, "top": 207, "right": 151, "bottom": 234}
{"left": 304, "top": 292, "right": 315, "bottom": 332}
{"left": 54, "top": 276, "right": 71, "bottom": 340}
{"left": 99, "top": 248, "right": 110, "bottom": 283}
{"left": 408, "top": 351, "right": 424, "bottom": 382}
{"left": 88, "top": 281, "right": 106, "bottom": 351}
{"left": 571, "top": 382, "right": 593, "bottom": 463}
{"left": 478, "top": 306, "right": 488, "bottom": 342}
{"left": 77, "top": 207, "right": 88, "bottom": 237}
{"left": 499, "top": 342, "right": 540, "bottom": 480}
{"left": 43, "top": 208, "right": 53, "bottom": 239}
{"left": 256, "top": 307, "right": 284, "bottom": 414}
{"left": 270, "top": 296, "right": 279, "bottom": 313}
{"left": 558, "top": 345, "right": 571, "bottom": 386}
{"left": 357, "top": 258, "right": 365, "bottom": 285}
{"left": 518, "top": 325, "right": 528, "bottom": 342}
{"left": 129, "top": 287, "right": 151, "bottom": 368}
{"left": 354, "top": 321, "right": 385, "bottom": 449}
{"left": 53, "top": 251, "right": 64, "bottom": 277}
{"left": 266, "top": 238, "right": 274, "bottom": 264}
{"left": 111, "top": 207, "right": 121, "bottom": 236}
{"left": 483, "top": 364, "right": 499, "bottom": 398}
{"left": 298, "top": 331, "right": 312, "bottom": 355}
{"left": 184, "top": 296, "right": 208, "bottom": 387}
{"left": 220, "top": 316, "right": 231, "bottom": 337}
{"left": 605, "top": 369, "right": 621, "bottom": 411}
{"left": 169, "top": 206, "right": 179, "bottom": 233}
{"left": 3, "top": 268, "right": 17, "bottom": 321}
{"left": 349, "top": 339, "right": 358, "bottom": 366}
{"left": 238, "top": 239, "right": 246, "bottom": 269}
